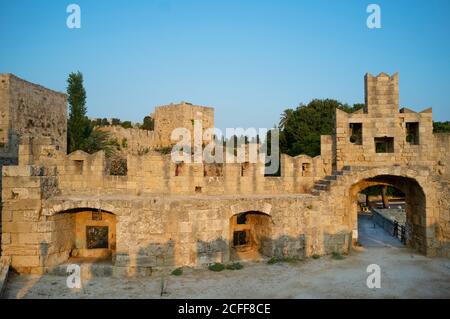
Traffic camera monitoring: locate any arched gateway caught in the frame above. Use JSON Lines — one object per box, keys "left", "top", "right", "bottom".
{"left": 317, "top": 166, "right": 449, "bottom": 257}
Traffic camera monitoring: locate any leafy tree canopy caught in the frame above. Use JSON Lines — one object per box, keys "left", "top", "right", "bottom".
{"left": 433, "top": 121, "right": 450, "bottom": 133}
{"left": 279, "top": 99, "right": 363, "bottom": 157}
{"left": 141, "top": 116, "right": 154, "bottom": 131}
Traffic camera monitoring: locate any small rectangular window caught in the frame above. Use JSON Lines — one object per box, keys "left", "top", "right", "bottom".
{"left": 349, "top": 123, "right": 363, "bottom": 145}
{"left": 375, "top": 137, "right": 394, "bottom": 153}
{"left": 233, "top": 231, "right": 248, "bottom": 246}
{"left": 109, "top": 158, "right": 127, "bottom": 176}
{"left": 86, "top": 226, "right": 109, "bottom": 249}
{"left": 406, "top": 122, "right": 419, "bottom": 145}
{"left": 236, "top": 213, "right": 247, "bottom": 225}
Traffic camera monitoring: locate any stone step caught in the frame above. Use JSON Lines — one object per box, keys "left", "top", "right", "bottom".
{"left": 325, "top": 175, "right": 337, "bottom": 181}
{"left": 314, "top": 183, "right": 329, "bottom": 191}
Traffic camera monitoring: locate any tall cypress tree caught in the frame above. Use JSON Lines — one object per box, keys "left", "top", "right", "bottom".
{"left": 67, "top": 71, "right": 91, "bottom": 153}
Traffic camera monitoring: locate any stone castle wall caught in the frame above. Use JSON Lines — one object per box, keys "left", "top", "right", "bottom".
{"left": 0, "top": 72, "right": 449, "bottom": 276}
{"left": 152, "top": 102, "right": 215, "bottom": 147}
{"left": 433, "top": 133, "right": 450, "bottom": 180}
{"left": 9, "top": 137, "right": 329, "bottom": 197}
{"left": 99, "top": 126, "right": 161, "bottom": 155}
{"left": 0, "top": 74, "right": 67, "bottom": 248}
{"left": 0, "top": 74, "right": 67, "bottom": 152}
{"left": 99, "top": 102, "right": 215, "bottom": 156}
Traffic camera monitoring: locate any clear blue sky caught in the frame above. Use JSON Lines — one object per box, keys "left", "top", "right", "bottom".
{"left": 1, "top": 0, "right": 449, "bottom": 130}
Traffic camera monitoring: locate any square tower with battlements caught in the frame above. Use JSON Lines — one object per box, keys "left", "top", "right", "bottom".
{"left": 151, "top": 101, "right": 215, "bottom": 148}
{"left": 333, "top": 72, "right": 435, "bottom": 170}
{"left": 364, "top": 72, "right": 399, "bottom": 116}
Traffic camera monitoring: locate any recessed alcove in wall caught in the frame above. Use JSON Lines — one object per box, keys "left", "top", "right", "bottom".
{"left": 49, "top": 209, "right": 116, "bottom": 262}
{"left": 229, "top": 211, "right": 272, "bottom": 261}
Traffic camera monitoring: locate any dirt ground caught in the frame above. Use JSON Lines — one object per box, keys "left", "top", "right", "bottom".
{"left": 4, "top": 216, "right": 450, "bottom": 299}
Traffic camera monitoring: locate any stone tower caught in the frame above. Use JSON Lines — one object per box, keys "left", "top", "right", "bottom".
{"left": 364, "top": 72, "right": 399, "bottom": 116}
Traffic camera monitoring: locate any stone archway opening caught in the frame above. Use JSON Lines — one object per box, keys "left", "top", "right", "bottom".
{"left": 357, "top": 184, "right": 406, "bottom": 248}
{"left": 229, "top": 211, "right": 272, "bottom": 261}
{"left": 49, "top": 208, "right": 117, "bottom": 264}
{"left": 349, "top": 175, "right": 427, "bottom": 253}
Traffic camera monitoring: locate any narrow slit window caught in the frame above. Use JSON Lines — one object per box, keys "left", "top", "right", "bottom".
{"left": 241, "top": 162, "right": 250, "bottom": 177}
{"left": 175, "top": 162, "right": 184, "bottom": 176}
{"left": 302, "top": 163, "right": 311, "bottom": 177}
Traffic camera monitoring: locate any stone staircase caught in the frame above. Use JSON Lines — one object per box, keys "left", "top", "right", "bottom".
{"left": 311, "top": 166, "right": 352, "bottom": 196}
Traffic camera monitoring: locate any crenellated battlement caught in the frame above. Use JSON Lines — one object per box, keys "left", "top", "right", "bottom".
{"left": 364, "top": 72, "right": 399, "bottom": 116}
{"left": 4, "top": 135, "right": 331, "bottom": 198}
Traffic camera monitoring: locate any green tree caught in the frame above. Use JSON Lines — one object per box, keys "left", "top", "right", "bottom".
{"left": 67, "top": 72, "right": 91, "bottom": 153}
{"left": 141, "top": 116, "right": 154, "bottom": 130}
{"left": 111, "top": 118, "right": 121, "bottom": 126}
{"left": 67, "top": 72, "right": 116, "bottom": 156}
{"left": 120, "top": 121, "right": 133, "bottom": 129}
{"left": 279, "top": 99, "right": 363, "bottom": 157}
{"left": 81, "top": 128, "right": 118, "bottom": 157}
{"left": 433, "top": 121, "right": 450, "bottom": 133}
{"left": 92, "top": 118, "right": 102, "bottom": 127}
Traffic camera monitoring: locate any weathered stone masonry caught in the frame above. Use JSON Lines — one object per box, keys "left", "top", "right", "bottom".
{"left": 0, "top": 72, "right": 449, "bottom": 276}
{"left": 0, "top": 74, "right": 67, "bottom": 251}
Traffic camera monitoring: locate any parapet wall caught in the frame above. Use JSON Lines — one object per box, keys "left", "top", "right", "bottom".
{"left": 99, "top": 126, "right": 161, "bottom": 155}
{"left": 11, "top": 137, "right": 330, "bottom": 197}
{"left": 433, "top": 133, "right": 450, "bottom": 180}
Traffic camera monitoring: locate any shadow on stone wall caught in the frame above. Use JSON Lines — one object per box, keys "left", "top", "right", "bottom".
{"left": 37, "top": 231, "right": 353, "bottom": 277}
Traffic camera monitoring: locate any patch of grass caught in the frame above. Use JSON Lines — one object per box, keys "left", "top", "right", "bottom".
{"left": 267, "top": 256, "right": 302, "bottom": 264}
{"left": 208, "top": 263, "right": 225, "bottom": 272}
{"left": 332, "top": 251, "right": 345, "bottom": 260}
{"left": 171, "top": 267, "right": 183, "bottom": 276}
{"left": 312, "top": 254, "right": 321, "bottom": 259}
{"left": 225, "top": 262, "right": 243, "bottom": 270}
